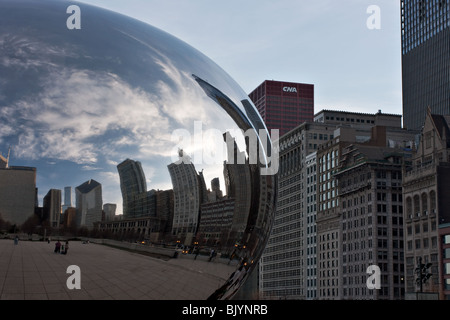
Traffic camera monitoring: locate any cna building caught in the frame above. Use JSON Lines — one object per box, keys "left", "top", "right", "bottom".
{"left": 249, "top": 80, "right": 314, "bottom": 137}
{"left": 401, "top": 0, "right": 450, "bottom": 130}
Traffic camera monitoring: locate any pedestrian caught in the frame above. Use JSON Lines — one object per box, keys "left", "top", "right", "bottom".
{"left": 54, "top": 240, "right": 61, "bottom": 253}
{"left": 208, "top": 249, "right": 215, "bottom": 262}
{"left": 194, "top": 246, "right": 199, "bottom": 260}
{"left": 14, "top": 235, "right": 18, "bottom": 245}
{"left": 62, "top": 240, "right": 69, "bottom": 255}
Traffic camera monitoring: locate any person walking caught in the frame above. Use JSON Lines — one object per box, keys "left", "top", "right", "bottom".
{"left": 63, "top": 240, "right": 69, "bottom": 255}
{"left": 54, "top": 240, "right": 61, "bottom": 253}
{"left": 14, "top": 235, "right": 19, "bottom": 245}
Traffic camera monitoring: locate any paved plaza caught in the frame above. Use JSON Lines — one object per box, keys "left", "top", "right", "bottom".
{"left": 0, "top": 238, "right": 237, "bottom": 300}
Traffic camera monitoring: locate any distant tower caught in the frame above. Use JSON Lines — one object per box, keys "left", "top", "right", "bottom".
{"left": 62, "top": 186, "right": 72, "bottom": 214}
{"left": 211, "top": 177, "right": 223, "bottom": 199}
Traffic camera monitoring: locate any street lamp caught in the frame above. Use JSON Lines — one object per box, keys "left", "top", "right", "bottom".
{"left": 415, "top": 257, "right": 432, "bottom": 293}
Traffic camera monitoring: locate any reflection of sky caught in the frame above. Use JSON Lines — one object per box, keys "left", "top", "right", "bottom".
{"left": 0, "top": 0, "right": 254, "bottom": 215}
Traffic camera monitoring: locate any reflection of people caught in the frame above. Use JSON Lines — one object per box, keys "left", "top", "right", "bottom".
{"left": 194, "top": 246, "right": 200, "bottom": 260}
{"left": 62, "top": 241, "right": 69, "bottom": 255}
{"left": 207, "top": 264, "right": 247, "bottom": 300}
{"left": 208, "top": 249, "right": 216, "bottom": 262}
{"left": 54, "top": 240, "right": 61, "bottom": 253}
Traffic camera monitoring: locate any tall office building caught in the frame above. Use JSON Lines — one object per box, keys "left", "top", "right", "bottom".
{"left": 249, "top": 80, "right": 314, "bottom": 136}
{"left": 75, "top": 179, "right": 103, "bottom": 228}
{"left": 401, "top": 0, "right": 450, "bottom": 130}
{"left": 117, "top": 159, "right": 148, "bottom": 219}
{"left": 335, "top": 143, "right": 409, "bottom": 300}
{"left": 0, "top": 166, "right": 36, "bottom": 226}
{"left": 43, "top": 189, "right": 61, "bottom": 228}
{"left": 260, "top": 110, "right": 415, "bottom": 300}
{"left": 103, "top": 203, "right": 117, "bottom": 221}
{"left": 62, "top": 186, "right": 72, "bottom": 215}
{"left": 260, "top": 121, "right": 337, "bottom": 300}
{"left": 168, "top": 150, "right": 205, "bottom": 244}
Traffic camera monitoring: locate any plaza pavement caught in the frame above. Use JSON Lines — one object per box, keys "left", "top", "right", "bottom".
{"left": 0, "top": 238, "right": 238, "bottom": 300}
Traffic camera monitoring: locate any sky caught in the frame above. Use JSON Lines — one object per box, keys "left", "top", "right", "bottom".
{"left": 77, "top": 0, "right": 403, "bottom": 117}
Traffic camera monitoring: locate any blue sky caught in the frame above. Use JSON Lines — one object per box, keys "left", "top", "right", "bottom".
{"left": 77, "top": 0, "right": 403, "bottom": 117}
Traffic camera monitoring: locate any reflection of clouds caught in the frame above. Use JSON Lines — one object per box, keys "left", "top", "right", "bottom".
{"left": 6, "top": 68, "right": 173, "bottom": 164}
{"left": 0, "top": 34, "right": 78, "bottom": 69}
{"left": 0, "top": 34, "right": 244, "bottom": 209}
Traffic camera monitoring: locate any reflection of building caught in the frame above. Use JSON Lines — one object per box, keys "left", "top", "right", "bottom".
{"left": 249, "top": 80, "right": 314, "bottom": 136}
{"left": 117, "top": 159, "right": 148, "bottom": 219}
{"left": 223, "top": 133, "right": 252, "bottom": 240}
{"left": 401, "top": 0, "right": 450, "bottom": 130}
{"left": 43, "top": 189, "right": 61, "bottom": 228}
{"left": 0, "top": 165, "right": 37, "bottom": 226}
{"left": 168, "top": 151, "right": 206, "bottom": 244}
{"left": 403, "top": 110, "right": 450, "bottom": 297}
{"left": 97, "top": 189, "right": 174, "bottom": 242}
{"left": 155, "top": 189, "right": 174, "bottom": 237}
{"left": 103, "top": 203, "right": 117, "bottom": 221}
{"left": 211, "top": 177, "right": 223, "bottom": 200}
{"left": 63, "top": 207, "right": 77, "bottom": 229}
{"left": 62, "top": 186, "right": 72, "bottom": 215}
{"left": 75, "top": 179, "right": 103, "bottom": 228}
{"left": 197, "top": 198, "right": 235, "bottom": 246}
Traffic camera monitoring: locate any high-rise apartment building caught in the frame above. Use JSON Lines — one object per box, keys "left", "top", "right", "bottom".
{"left": 249, "top": 80, "right": 314, "bottom": 137}
{"left": 401, "top": 0, "right": 450, "bottom": 130}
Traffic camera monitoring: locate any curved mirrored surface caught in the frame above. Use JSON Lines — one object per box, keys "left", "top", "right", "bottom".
{"left": 0, "top": 0, "right": 277, "bottom": 300}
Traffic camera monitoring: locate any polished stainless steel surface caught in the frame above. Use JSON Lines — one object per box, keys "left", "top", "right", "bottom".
{"left": 0, "top": 0, "right": 276, "bottom": 299}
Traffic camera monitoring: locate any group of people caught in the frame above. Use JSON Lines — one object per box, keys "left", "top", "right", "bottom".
{"left": 53, "top": 240, "right": 69, "bottom": 255}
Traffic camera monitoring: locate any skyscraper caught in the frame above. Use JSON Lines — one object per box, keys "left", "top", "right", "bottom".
{"left": 43, "top": 189, "right": 61, "bottom": 228}
{"left": 167, "top": 150, "right": 204, "bottom": 244}
{"left": 62, "top": 186, "right": 72, "bottom": 215}
{"left": 117, "top": 159, "right": 148, "bottom": 219}
{"left": 0, "top": 166, "right": 36, "bottom": 226}
{"left": 249, "top": 80, "right": 314, "bottom": 136}
{"left": 75, "top": 179, "right": 103, "bottom": 228}
{"left": 401, "top": 0, "right": 450, "bottom": 130}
